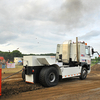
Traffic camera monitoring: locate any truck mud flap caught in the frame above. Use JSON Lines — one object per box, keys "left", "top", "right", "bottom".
{"left": 25, "top": 66, "right": 43, "bottom": 83}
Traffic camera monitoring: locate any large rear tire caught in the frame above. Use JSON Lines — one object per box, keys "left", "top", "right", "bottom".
{"left": 39, "top": 67, "right": 59, "bottom": 87}
{"left": 80, "top": 67, "right": 87, "bottom": 80}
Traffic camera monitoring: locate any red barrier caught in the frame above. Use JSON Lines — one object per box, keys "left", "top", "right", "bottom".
{"left": 0, "top": 68, "right": 1, "bottom": 96}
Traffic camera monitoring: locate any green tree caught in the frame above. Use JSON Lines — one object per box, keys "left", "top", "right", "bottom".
{"left": 10, "top": 50, "right": 23, "bottom": 61}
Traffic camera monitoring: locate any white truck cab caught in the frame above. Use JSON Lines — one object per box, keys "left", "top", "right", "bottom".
{"left": 22, "top": 37, "right": 98, "bottom": 87}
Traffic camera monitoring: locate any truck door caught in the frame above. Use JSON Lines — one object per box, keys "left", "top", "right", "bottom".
{"left": 85, "top": 46, "right": 91, "bottom": 65}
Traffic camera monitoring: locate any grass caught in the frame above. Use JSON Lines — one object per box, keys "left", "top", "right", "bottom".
{"left": 91, "top": 64, "right": 95, "bottom": 67}
{"left": 1, "top": 65, "right": 23, "bottom": 73}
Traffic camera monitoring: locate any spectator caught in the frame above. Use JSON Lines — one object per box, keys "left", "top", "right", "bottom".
{"left": 2, "top": 59, "right": 5, "bottom": 68}
{"left": 7, "top": 59, "right": 10, "bottom": 63}
{"left": 10, "top": 61, "right": 13, "bottom": 63}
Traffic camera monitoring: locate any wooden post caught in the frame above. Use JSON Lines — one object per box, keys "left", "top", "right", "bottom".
{"left": 0, "top": 68, "right": 1, "bottom": 96}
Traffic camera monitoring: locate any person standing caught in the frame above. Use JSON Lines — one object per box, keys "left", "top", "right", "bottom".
{"left": 7, "top": 59, "right": 10, "bottom": 63}
{"left": 2, "top": 59, "right": 5, "bottom": 68}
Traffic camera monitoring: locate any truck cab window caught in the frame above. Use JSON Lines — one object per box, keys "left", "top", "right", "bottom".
{"left": 85, "top": 46, "right": 90, "bottom": 55}
{"left": 85, "top": 49, "right": 88, "bottom": 55}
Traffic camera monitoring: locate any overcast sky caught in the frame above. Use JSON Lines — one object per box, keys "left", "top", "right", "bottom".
{"left": 0, "top": 0, "right": 100, "bottom": 56}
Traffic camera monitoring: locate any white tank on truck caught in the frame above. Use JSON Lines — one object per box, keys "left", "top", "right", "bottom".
{"left": 22, "top": 37, "right": 100, "bottom": 87}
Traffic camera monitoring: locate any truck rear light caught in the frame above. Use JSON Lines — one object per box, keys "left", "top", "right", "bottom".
{"left": 32, "top": 70, "right": 34, "bottom": 72}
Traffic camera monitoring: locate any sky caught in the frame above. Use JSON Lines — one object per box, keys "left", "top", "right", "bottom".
{"left": 0, "top": 0, "right": 100, "bottom": 56}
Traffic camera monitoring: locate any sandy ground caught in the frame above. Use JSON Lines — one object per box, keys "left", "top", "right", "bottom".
{"left": 0, "top": 65, "right": 100, "bottom": 100}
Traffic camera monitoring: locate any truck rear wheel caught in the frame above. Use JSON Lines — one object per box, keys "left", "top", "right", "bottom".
{"left": 80, "top": 67, "right": 87, "bottom": 80}
{"left": 39, "top": 67, "right": 59, "bottom": 87}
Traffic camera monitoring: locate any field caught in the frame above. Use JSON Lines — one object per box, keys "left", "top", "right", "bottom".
{"left": 0, "top": 64, "right": 100, "bottom": 100}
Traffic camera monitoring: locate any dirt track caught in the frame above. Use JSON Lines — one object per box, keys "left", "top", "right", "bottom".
{"left": 0, "top": 64, "right": 100, "bottom": 100}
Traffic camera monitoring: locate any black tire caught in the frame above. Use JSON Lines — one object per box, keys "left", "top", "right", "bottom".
{"left": 39, "top": 67, "right": 59, "bottom": 87}
{"left": 80, "top": 67, "right": 87, "bottom": 80}
{"left": 22, "top": 71, "right": 25, "bottom": 81}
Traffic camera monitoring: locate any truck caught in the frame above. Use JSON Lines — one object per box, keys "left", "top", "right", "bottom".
{"left": 22, "top": 37, "right": 99, "bottom": 87}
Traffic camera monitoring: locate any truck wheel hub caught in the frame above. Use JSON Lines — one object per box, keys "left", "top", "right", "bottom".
{"left": 49, "top": 72, "right": 56, "bottom": 82}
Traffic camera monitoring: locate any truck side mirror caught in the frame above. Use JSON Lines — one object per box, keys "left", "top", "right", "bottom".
{"left": 91, "top": 48, "right": 94, "bottom": 55}
{"left": 90, "top": 47, "right": 94, "bottom": 57}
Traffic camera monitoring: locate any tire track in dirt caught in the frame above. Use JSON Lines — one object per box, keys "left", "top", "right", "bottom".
{"left": 4, "top": 76, "right": 100, "bottom": 100}
{"left": 25, "top": 82, "right": 100, "bottom": 99}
